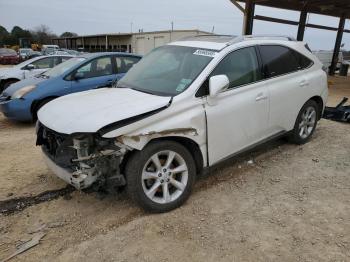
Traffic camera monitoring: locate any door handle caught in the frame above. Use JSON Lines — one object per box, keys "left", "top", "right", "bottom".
{"left": 299, "top": 80, "right": 309, "bottom": 87}
{"left": 256, "top": 93, "right": 268, "bottom": 101}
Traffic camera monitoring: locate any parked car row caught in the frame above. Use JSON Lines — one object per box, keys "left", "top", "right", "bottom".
{"left": 1, "top": 35, "right": 328, "bottom": 213}
{"left": 0, "top": 46, "right": 84, "bottom": 65}
{"left": 0, "top": 52, "right": 141, "bottom": 121}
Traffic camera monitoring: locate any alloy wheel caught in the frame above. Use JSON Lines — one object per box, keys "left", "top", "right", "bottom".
{"left": 141, "top": 150, "right": 189, "bottom": 204}
{"left": 298, "top": 106, "right": 317, "bottom": 139}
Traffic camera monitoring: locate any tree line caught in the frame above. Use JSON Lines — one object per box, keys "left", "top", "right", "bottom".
{"left": 0, "top": 24, "right": 77, "bottom": 47}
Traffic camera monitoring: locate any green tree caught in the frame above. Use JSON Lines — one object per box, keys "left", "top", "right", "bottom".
{"left": 0, "top": 25, "right": 9, "bottom": 46}
{"left": 60, "top": 31, "right": 78, "bottom": 38}
{"left": 11, "top": 26, "right": 32, "bottom": 39}
{"left": 31, "top": 24, "right": 57, "bottom": 44}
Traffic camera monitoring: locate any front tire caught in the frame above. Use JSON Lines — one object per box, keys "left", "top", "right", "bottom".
{"left": 288, "top": 100, "right": 319, "bottom": 144}
{"left": 125, "top": 140, "right": 196, "bottom": 213}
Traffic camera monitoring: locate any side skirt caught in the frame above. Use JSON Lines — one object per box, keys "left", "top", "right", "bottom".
{"left": 203, "top": 130, "right": 288, "bottom": 175}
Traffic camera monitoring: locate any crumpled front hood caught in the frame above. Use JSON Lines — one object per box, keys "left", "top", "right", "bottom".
{"left": 38, "top": 88, "right": 171, "bottom": 134}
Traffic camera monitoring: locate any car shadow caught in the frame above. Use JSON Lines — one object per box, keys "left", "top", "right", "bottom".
{"left": 0, "top": 113, "right": 35, "bottom": 129}
{"left": 195, "top": 136, "right": 288, "bottom": 190}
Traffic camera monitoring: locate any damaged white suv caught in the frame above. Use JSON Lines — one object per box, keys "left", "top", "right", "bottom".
{"left": 36, "top": 35, "right": 328, "bottom": 212}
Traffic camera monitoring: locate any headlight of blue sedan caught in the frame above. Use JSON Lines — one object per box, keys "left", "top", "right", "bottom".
{"left": 12, "top": 85, "right": 36, "bottom": 99}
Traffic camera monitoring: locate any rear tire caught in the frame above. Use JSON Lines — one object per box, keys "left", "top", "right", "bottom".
{"left": 125, "top": 140, "right": 196, "bottom": 213}
{"left": 288, "top": 100, "right": 319, "bottom": 144}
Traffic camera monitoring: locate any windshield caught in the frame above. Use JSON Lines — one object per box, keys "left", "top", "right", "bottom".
{"left": 42, "top": 57, "right": 86, "bottom": 78}
{"left": 117, "top": 45, "right": 215, "bottom": 96}
{"left": 0, "top": 48, "right": 16, "bottom": 55}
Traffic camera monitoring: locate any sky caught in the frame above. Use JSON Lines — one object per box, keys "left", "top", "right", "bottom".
{"left": 0, "top": 0, "right": 349, "bottom": 50}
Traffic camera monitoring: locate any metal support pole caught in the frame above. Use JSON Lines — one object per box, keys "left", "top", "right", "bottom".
{"left": 297, "top": 10, "right": 307, "bottom": 41}
{"left": 105, "top": 35, "right": 108, "bottom": 51}
{"left": 329, "top": 16, "right": 346, "bottom": 76}
{"left": 243, "top": 0, "right": 255, "bottom": 35}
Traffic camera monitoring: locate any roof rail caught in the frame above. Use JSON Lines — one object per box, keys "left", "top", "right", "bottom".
{"left": 227, "top": 34, "right": 297, "bottom": 46}
{"left": 179, "top": 34, "right": 235, "bottom": 41}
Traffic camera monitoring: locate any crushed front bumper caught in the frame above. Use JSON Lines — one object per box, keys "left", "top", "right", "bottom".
{"left": 42, "top": 149, "right": 99, "bottom": 190}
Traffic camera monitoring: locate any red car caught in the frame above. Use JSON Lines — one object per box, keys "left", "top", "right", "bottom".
{"left": 0, "top": 48, "right": 20, "bottom": 65}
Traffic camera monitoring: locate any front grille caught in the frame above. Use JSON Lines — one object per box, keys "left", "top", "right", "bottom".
{"left": 36, "top": 122, "right": 77, "bottom": 169}
{"left": 36, "top": 122, "right": 68, "bottom": 158}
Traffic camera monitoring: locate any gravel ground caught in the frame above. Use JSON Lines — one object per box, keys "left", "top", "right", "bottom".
{"left": 0, "top": 76, "right": 349, "bottom": 262}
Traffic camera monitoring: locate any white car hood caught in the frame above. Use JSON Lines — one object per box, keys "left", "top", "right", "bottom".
{"left": 0, "top": 67, "right": 20, "bottom": 78}
{"left": 38, "top": 88, "right": 171, "bottom": 134}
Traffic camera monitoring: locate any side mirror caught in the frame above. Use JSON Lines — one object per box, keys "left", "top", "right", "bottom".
{"left": 74, "top": 72, "right": 84, "bottom": 81}
{"left": 209, "top": 75, "right": 229, "bottom": 98}
{"left": 26, "top": 64, "right": 35, "bottom": 70}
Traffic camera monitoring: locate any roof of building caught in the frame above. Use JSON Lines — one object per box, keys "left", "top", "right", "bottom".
{"left": 238, "top": 0, "right": 350, "bottom": 19}
{"left": 52, "top": 29, "right": 212, "bottom": 40}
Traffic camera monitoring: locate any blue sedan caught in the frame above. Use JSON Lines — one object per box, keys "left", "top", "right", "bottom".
{"left": 0, "top": 52, "right": 142, "bottom": 122}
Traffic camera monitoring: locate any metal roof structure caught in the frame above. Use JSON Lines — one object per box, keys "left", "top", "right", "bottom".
{"left": 238, "top": 0, "right": 350, "bottom": 19}
{"left": 231, "top": 0, "right": 350, "bottom": 75}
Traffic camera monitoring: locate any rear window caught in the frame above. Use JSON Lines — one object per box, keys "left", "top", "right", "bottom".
{"left": 0, "top": 48, "right": 16, "bottom": 55}
{"left": 259, "top": 45, "right": 300, "bottom": 78}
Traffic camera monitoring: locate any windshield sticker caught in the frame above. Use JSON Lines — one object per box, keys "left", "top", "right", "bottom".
{"left": 193, "top": 49, "right": 217, "bottom": 57}
{"left": 176, "top": 79, "right": 192, "bottom": 92}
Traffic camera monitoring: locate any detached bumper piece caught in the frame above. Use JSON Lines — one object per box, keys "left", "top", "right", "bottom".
{"left": 323, "top": 97, "right": 350, "bottom": 123}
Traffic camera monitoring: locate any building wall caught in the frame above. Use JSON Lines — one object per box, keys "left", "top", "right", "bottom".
{"left": 52, "top": 30, "right": 210, "bottom": 54}
{"left": 131, "top": 30, "right": 209, "bottom": 55}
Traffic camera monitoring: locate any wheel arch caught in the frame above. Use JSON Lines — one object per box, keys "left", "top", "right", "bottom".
{"left": 308, "top": 96, "right": 324, "bottom": 120}
{"left": 120, "top": 136, "right": 204, "bottom": 176}
{"left": 31, "top": 96, "right": 58, "bottom": 119}
{"left": 0, "top": 78, "right": 20, "bottom": 89}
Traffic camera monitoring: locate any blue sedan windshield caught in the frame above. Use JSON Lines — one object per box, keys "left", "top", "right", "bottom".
{"left": 42, "top": 57, "right": 86, "bottom": 78}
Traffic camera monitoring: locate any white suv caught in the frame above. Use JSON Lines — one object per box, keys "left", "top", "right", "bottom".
{"left": 37, "top": 35, "right": 328, "bottom": 212}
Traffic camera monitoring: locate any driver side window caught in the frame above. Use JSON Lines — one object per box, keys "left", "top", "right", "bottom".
{"left": 211, "top": 47, "right": 261, "bottom": 89}
{"left": 76, "top": 57, "right": 113, "bottom": 79}
{"left": 31, "top": 57, "right": 54, "bottom": 69}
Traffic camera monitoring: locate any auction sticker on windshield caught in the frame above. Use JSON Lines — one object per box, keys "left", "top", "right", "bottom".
{"left": 193, "top": 49, "right": 217, "bottom": 57}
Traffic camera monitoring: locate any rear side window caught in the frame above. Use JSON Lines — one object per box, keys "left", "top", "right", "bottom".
{"left": 259, "top": 45, "right": 300, "bottom": 78}
{"left": 292, "top": 50, "right": 313, "bottom": 69}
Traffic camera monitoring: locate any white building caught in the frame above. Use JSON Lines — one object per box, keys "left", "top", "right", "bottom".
{"left": 52, "top": 29, "right": 212, "bottom": 55}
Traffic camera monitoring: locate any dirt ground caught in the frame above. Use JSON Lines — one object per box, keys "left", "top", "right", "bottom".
{"left": 0, "top": 75, "right": 349, "bottom": 262}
